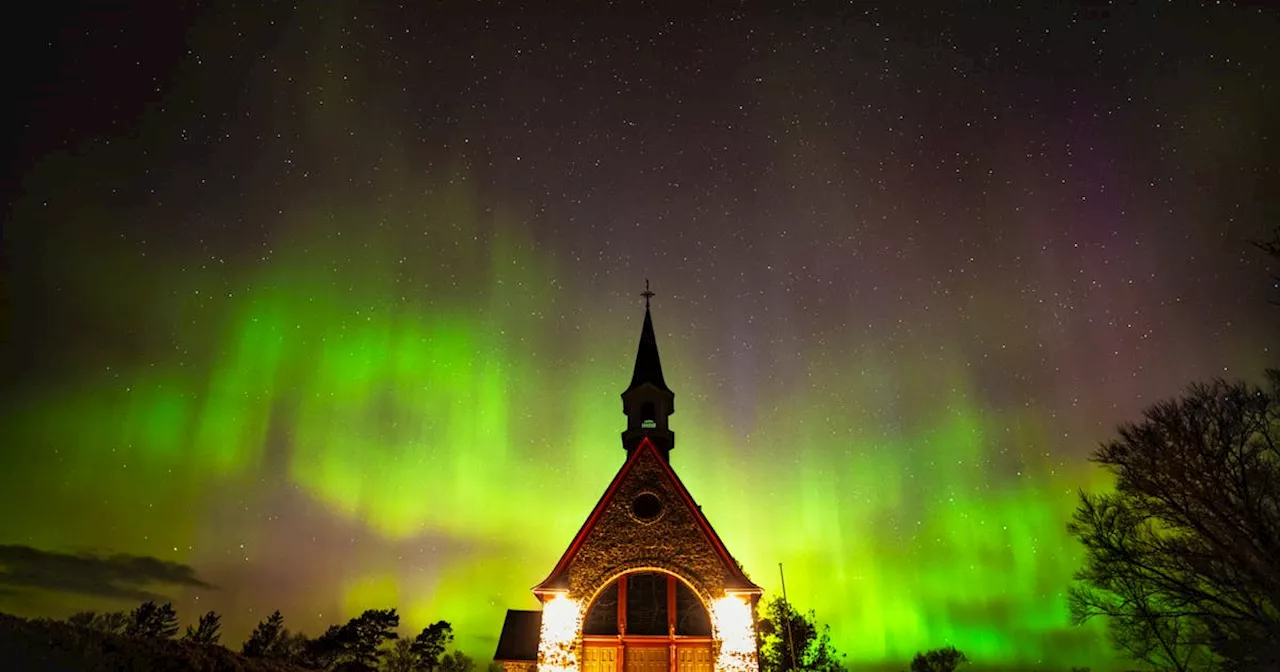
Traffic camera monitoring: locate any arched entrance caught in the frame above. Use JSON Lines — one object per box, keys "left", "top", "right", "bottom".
{"left": 580, "top": 570, "right": 714, "bottom": 672}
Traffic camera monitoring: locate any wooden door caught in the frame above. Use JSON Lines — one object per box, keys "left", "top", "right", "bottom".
{"left": 675, "top": 645, "right": 712, "bottom": 672}
{"left": 583, "top": 645, "right": 618, "bottom": 672}
{"left": 625, "top": 645, "right": 669, "bottom": 672}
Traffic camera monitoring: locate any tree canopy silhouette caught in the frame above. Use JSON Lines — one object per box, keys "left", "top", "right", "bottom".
{"left": 756, "top": 596, "right": 842, "bottom": 672}
{"left": 341, "top": 607, "right": 400, "bottom": 669}
{"left": 123, "top": 600, "right": 179, "bottom": 639}
{"left": 410, "top": 620, "right": 455, "bottom": 671}
{"left": 67, "top": 610, "right": 128, "bottom": 634}
{"left": 439, "top": 649, "right": 476, "bottom": 672}
{"left": 307, "top": 623, "right": 350, "bottom": 669}
{"left": 15, "top": 604, "right": 475, "bottom": 671}
{"left": 242, "top": 609, "right": 287, "bottom": 658}
{"left": 1069, "top": 372, "right": 1280, "bottom": 671}
{"left": 909, "top": 646, "right": 968, "bottom": 672}
{"left": 304, "top": 607, "right": 401, "bottom": 671}
{"left": 181, "top": 609, "right": 221, "bottom": 645}
{"left": 385, "top": 638, "right": 419, "bottom": 672}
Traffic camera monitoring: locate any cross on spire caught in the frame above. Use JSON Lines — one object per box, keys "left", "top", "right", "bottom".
{"left": 641, "top": 279, "right": 655, "bottom": 308}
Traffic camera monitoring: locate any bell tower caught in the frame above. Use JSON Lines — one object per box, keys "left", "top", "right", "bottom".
{"left": 495, "top": 285, "right": 762, "bottom": 672}
{"left": 621, "top": 280, "right": 675, "bottom": 461}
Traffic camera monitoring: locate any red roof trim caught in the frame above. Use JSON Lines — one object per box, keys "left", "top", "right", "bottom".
{"left": 533, "top": 444, "right": 648, "bottom": 593}
{"left": 532, "top": 442, "right": 645, "bottom": 588}
{"left": 650, "top": 443, "right": 760, "bottom": 592}
{"left": 533, "top": 437, "right": 761, "bottom": 594}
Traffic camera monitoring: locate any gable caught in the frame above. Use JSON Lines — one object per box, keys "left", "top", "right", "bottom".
{"left": 534, "top": 438, "right": 759, "bottom": 600}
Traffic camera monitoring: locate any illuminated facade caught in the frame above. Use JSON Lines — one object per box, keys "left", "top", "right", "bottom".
{"left": 495, "top": 289, "right": 762, "bottom": 672}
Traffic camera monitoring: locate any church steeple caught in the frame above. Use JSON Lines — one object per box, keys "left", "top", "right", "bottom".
{"left": 621, "top": 280, "right": 675, "bottom": 460}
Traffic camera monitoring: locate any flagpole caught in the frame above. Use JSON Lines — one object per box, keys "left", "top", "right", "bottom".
{"left": 779, "top": 563, "right": 798, "bottom": 672}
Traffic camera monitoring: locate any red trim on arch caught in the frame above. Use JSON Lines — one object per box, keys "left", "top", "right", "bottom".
{"left": 533, "top": 437, "right": 761, "bottom": 595}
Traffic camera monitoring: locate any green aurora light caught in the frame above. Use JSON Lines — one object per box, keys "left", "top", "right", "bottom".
{"left": 3, "top": 5, "right": 1277, "bottom": 670}
{"left": 1, "top": 194, "right": 1131, "bottom": 668}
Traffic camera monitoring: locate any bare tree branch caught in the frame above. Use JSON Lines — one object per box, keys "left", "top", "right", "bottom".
{"left": 1069, "top": 373, "right": 1280, "bottom": 671}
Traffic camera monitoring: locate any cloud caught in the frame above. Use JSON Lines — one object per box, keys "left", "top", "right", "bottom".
{"left": 0, "top": 545, "right": 213, "bottom": 602}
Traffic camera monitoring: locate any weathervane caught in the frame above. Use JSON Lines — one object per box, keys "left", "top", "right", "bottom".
{"left": 641, "top": 279, "right": 655, "bottom": 308}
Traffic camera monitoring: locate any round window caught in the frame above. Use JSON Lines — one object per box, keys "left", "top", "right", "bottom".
{"left": 630, "top": 492, "right": 664, "bottom": 522}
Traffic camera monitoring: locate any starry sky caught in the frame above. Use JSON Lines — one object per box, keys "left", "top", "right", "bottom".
{"left": 2, "top": 2, "right": 1278, "bottom": 670}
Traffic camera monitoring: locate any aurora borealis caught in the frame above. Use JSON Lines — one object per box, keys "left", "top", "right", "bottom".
{"left": 2, "top": 2, "right": 1278, "bottom": 670}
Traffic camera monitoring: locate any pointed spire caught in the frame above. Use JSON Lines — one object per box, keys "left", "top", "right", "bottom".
{"left": 621, "top": 280, "right": 676, "bottom": 459}
{"left": 626, "top": 280, "right": 669, "bottom": 394}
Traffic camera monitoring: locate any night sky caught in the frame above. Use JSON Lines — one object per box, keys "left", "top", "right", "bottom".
{"left": 2, "top": 3, "right": 1278, "bottom": 670}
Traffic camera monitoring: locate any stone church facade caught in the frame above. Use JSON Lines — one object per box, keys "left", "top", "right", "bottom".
{"left": 495, "top": 291, "right": 762, "bottom": 672}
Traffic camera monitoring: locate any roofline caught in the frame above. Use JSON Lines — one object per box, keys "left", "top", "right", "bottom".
{"left": 533, "top": 443, "right": 648, "bottom": 593}
{"left": 650, "top": 442, "right": 762, "bottom": 593}
{"left": 533, "top": 437, "right": 761, "bottom": 595}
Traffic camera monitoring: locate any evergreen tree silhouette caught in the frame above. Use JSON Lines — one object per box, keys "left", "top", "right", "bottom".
{"left": 124, "top": 601, "right": 179, "bottom": 639}
{"left": 181, "top": 610, "right": 221, "bottom": 645}
{"left": 242, "top": 610, "right": 286, "bottom": 658}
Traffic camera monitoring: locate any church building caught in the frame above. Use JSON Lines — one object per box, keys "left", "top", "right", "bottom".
{"left": 494, "top": 287, "right": 763, "bottom": 672}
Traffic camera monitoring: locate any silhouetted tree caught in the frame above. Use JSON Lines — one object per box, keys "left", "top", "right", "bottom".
{"left": 67, "top": 612, "right": 97, "bottom": 629}
{"left": 341, "top": 608, "right": 400, "bottom": 670}
{"left": 305, "top": 624, "right": 348, "bottom": 669}
{"left": 757, "top": 596, "right": 842, "bottom": 672}
{"left": 758, "top": 597, "right": 813, "bottom": 672}
{"left": 302, "top": 608, "right": 400, "bottom": 671}
{"left": 1069, "top": 372, "right": 1280, "bottom": 672}
{"left": 439, "top": 649, "right": 475, "bottom": 672}
{"left": 242, "top": 610, "right": 286, "bottom": 658}
{"left": 124, "top": 601, "right": 179, "bottom": 639}
{"left": 92, "top": 611, "right": 129, "bottom": 634}
{"left": 910, "top": 646, "right": 968, "bottom": 672}
{"left": 278, "top": 629, "right": 311, "bottom": 664}
{"left": 410, "top": 620, "right": 455, "bottom": 671}
{"left": 181, "top": 610, "right": 221, "bottom": 645}
{"left": 385, "top": 638, "right": 418, "bottom": 672}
